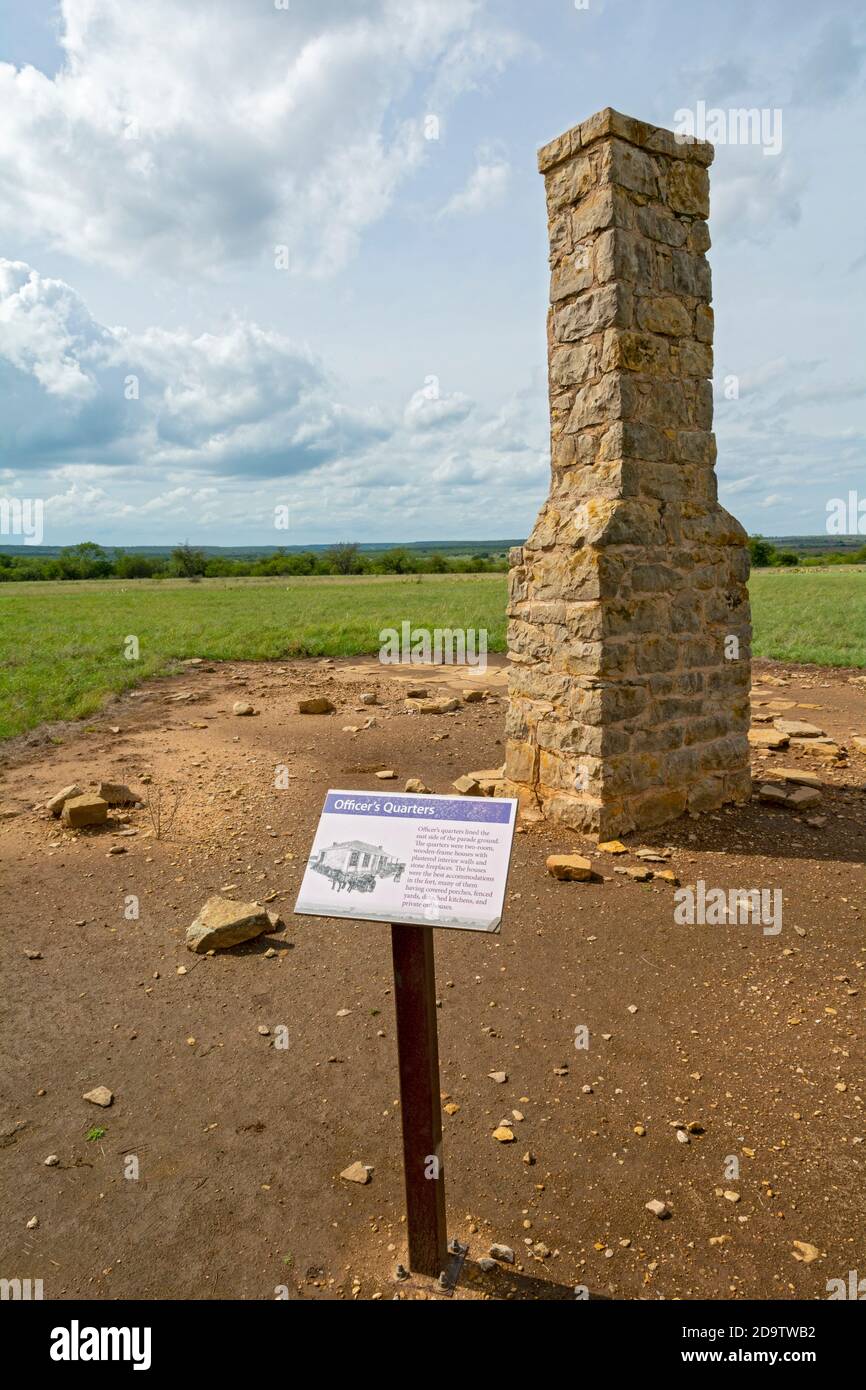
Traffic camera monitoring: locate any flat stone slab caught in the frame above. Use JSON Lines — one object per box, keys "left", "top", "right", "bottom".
{"left": 546, "top": 854, "right": 595, "bottom": 882}
{"left": 186, "top": 896, "right": 273, "bottom": 953}
{"left": 748, "top": 728, "right": 789, "bottom": 750}
{"left": 770, "top": 769, "right": 822, "bottom": 788}
{"left": 61, "top": 794, "right": 108, "bottom": 828}
{"left": 787, "top": 786, "right": 822, "bottom": 808}
{"left": 773, "top": 720, "right": 825, "bottom": 738}
{"left": 408, "top": 697, "right": 459, "bottom": 714}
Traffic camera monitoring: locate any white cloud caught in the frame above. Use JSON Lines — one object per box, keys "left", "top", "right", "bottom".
{"left": 0, "top": 256, "right": 548, "bottom": 542}
{"left": 0, "top": 0, "right": 523, "bottom": 278}
{"left": 0, "top": 258, "right": 385, "bottom": 476}
{"left": 438, "top": 151, "right": 510, "bottom": 218}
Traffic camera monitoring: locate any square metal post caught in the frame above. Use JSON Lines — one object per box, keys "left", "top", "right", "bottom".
{"left": 390, "top": 922, "right": 448, "bottom": 1278}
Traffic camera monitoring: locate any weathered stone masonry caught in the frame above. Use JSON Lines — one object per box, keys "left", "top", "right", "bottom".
{"left": 504, "top": 108, "right": 751, "bottom": 838}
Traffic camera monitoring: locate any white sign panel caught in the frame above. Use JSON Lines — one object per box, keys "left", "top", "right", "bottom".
{"left": 294, "top": 789, "right": 518, "bottom": 933}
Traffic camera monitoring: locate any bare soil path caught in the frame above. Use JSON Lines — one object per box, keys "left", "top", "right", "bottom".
{"left": 1, "top": 656, "right": 864, "bottom": 1300}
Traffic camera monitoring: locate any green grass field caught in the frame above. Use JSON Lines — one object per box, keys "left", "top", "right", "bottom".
{"left": 0, "top": 568, "right": 863, "bottom": 740}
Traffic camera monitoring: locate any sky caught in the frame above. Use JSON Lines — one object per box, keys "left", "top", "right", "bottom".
{"left": 0, "top": 0, "right": 863, "bottom": 547}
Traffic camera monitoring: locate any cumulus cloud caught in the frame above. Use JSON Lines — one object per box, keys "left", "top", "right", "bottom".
{"left": 0, "top": 256, "right": 549, "bottom": 541}
{"left": 0, "top": 258, "right": 386, "bottom": 477}
{"left": 0, "top": 0, "right": 523, "bottom": 278}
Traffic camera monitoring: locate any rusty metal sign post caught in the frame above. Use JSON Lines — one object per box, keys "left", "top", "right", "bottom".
{"left": 295, "top": 789, "right": 517, "bottom": 1289}
{"left": 390, "top": 921, "right": 452, "bottom": 1282}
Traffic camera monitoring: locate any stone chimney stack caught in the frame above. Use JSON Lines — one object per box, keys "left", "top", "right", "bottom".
{"left": 505, "top": 108, "right": 751, "bottom": 838}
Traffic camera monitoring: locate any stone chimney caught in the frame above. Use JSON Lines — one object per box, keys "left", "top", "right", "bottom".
{"left": 505, "top": 108, "right": 751, "bottom": 839}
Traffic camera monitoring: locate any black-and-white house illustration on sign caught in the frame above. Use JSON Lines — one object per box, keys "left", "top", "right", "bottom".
{"left": 310, "top": 840, "right": 406, "bottom": 894}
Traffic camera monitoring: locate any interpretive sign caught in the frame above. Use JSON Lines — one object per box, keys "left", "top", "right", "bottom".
{"left": 294, "top": 789, "right": 517, "bottom": 932}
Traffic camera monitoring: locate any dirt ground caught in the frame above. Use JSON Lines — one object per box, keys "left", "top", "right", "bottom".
{"left": 1, "top": 654, "right": 864, "bottom": 1301}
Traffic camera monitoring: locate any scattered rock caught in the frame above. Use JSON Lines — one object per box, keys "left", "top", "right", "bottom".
{"left": 405, "top": 688, "right": 428, "bottom": 699}
{"left": 375, "top": 769, "right": 397, "bottom": 780}
{"left": 298, "top": 697, "right": 335, "bottom": 714}
{"left": 61, "top": 794, "right": 108, "bottom": 828}
{"left": 645, "top": 1199, "right": 669, "bottom": 1219}
{"left": 453, "top": 775, "right": 481, "bottom": 795}
{"left": 772, "top": 768, "right": 822, "bottom": 788}
{"left": 412, "top": 698, "right": 459, "bottom": 715}
{"left": 774, "top": 720, "right": 825, "bottom": 738}
{"left": 598, "top": 840, "right": 628, "bottom": 854}
{"left": 465, "top": 766, "right": 505, "bottom": 796}
{"left": 232, "top": 701, "right": 256, "bottom": 716}
{"left": 793, "top": 738, "right": 842, "bottom": 760}
{"left": 489, "top": 1244, "right": 515, "bottom": 1264}
{"left": 83, "top": 1086, "right": 113, "bottom": 1108}
{"left": 44, "top": 1154, "right": 59, "bottom": 1166}
{"left": 96, "top": 782, "right": 141, "bottom": 807}
{"left": 545, "top": 854, "right": 594, "bottom": 882}
{"left": 492, "top": 1126, "right": 514, "bottom": 1142}
{"left": 462, "top": 690, "right": 485, "bottom": 703}
{"left": 488, "top": 1071, "right": 507, "bottom": 1084}
{"left": 792, "top": 1240, "right": 821, "bottom": 1264}
{"left": 46, "top": 784, "right": 83, "bottom": 817}
{"left": 339, "top": 1162, "right": 371, "bottom": 1185}
{"left": 626, "top": 865, "right": 653, "bottom": 882}
{"left": 359, "top": 693, "right": 377, "bottom": 705}
{"left": 404, "top": 778, "right": 430, "bottom": 793}
{"left": 186, "top": 896, "right": 273, "bottom": 953}
{"left": 788, "top": 786, "right": 822, "bottom": 809}
{"left": 748, "top": 728, "right": 789, "bottom": 750}
{"left": 758, "top": 783, "right": 790, "bottom": 806}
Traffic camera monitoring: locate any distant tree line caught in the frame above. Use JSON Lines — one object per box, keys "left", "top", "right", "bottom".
{"left": 3, "top": 537, "right": 864, "bottom": 583}
{"left": 748, "top": 536, "right": 866, "bottom": 569}
{"left": 0, "top": 540, "right": 509, "bottom": 582}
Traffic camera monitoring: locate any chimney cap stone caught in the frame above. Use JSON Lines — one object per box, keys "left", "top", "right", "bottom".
{"left": 537, "top": 107, "right": 714, "bottom": 175}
